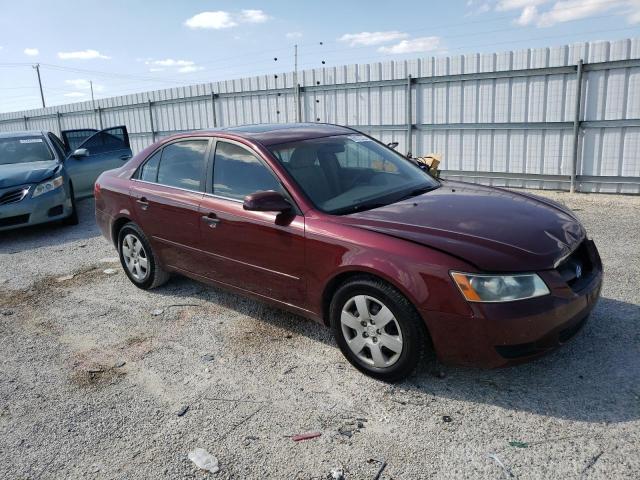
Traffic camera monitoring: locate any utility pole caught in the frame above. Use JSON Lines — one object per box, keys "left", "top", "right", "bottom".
{"left": 33, "top": 64, "right": 45, "bottom": 108}
{"left": 90, "top": 80, "right": 96, "bottom": 108}
{"left": 294, "top": 44, "right": 299, "bottom": 122}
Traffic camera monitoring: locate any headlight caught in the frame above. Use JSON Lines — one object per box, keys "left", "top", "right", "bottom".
{"left": 32, "top": 176, "right": 64, "bottom": 198}
{"left": 451, "top": 272, "right": 550, "bottom": 302}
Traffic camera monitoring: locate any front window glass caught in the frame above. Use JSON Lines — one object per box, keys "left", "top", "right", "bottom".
{"left": 269, "top": 134, "right": 439, "bottom": 214}
{"left": 156, "top": 140, "right": 208, "bottom": 191}
{"left": 0, "top": 136, "right": 54, "bottom": 165}
{"left": 213, "top": 141, "right": 281, "bottom": 200}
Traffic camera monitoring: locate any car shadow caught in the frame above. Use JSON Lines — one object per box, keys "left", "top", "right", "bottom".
{"left": 0, "top": 198, "right": 100, "bottom": 253}
{"left": 152, "top": 276, "right": 640, "bottom": 424}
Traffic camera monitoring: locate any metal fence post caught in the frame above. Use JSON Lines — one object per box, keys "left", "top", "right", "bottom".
{"left": 570, "top": 59, "right": 584, "bottom": 193}
{"left": 406, "top": 75, "right": 413, "bottom": 155}
{"left": 210, "top": 89, "right": 217, "bottom": 128}
{"left": 148, "top": 100, "right": 156, "bottom": 142}
{"left": 295, "top": 84, "right": 301, "bottom": 123}
{"left": 56, "top": 112, "right": 62, "bottom": 136}
{"left": 23, "top": 116, "right": 28, "bottom": 130}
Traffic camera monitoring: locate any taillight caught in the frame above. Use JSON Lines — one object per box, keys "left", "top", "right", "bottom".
{"left": 94, "top": 182, "right": 101, "bottom": 196}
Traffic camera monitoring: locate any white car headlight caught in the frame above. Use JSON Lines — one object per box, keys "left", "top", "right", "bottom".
{"left": 451, "top": 272, "right": 550, "bottom": 302}
{"left": 32, "top": 176, "right": 64, "bottom": 198}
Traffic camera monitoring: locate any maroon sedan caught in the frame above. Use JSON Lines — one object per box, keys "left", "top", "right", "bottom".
{"left": 95, "top": 123, "right": 602, "bottom": 381}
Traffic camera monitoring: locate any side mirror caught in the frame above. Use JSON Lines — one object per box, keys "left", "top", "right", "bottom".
{"left": 387, "top": 141, "right": 399, "bottom": 150}
{"left": 243, "top": 191, "right": 291, "bottom": 213}
{"left": 71, "top": 148, "right": 89, "bottom": 158}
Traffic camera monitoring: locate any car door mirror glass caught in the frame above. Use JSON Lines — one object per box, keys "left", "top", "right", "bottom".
{"left": 72, "top": 148, "right": 89, "bottom": 158}
{"left": 243, "top": 191, "right": 291, "bottom": 212}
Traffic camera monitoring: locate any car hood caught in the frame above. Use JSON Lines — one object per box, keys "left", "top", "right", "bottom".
{"left": 339, "top": 180, "right": 585, "bottom": 272}
{"left": 0, "top": 161, "right": 60, "bottom": 189}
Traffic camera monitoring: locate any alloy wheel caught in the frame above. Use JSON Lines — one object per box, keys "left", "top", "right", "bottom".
{"left": 122, "top": 233, "right": 149, "bottom": 282}
{"left": 340, "top": 294, "right": 404, "bottom": 368}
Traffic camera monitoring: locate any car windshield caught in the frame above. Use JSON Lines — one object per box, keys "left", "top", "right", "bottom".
{"left": 269, "top": 134, "right": 439, "bottom": 214}
{"left": 0, "top": 135, "right": 54, "bottom": 165}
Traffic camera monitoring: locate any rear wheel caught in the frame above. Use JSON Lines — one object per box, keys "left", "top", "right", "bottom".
{"left": 118, "top": 222, "right": 170, "bottom": 289}
{"left": 330, "top": 276, "right": 427, "bottom": 382}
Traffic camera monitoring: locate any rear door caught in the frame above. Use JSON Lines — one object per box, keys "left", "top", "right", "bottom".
{"left": 130, "top": 138, "right": 211, "bottom": 274}
{"left": 64, "top": 126, "right": 133, "bottom": 198}
{"left": 197, "top": 139, "right": 306, "bottom": 306}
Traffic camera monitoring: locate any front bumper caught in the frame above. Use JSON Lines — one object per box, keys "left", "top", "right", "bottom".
{"left": 0, "top": 185, "right": 73, "bottom": 232}
{"left": 423, "top": 240, "right": 603, "bottom": 368}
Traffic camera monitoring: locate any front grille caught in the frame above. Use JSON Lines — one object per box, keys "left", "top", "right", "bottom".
{"left": 555, "top": 241, "right": 596, "bottom": 292}
{"left": 0, "top": 186, "right": 30, "bottom": 205}
{"left": 0, "top": 214, "right": 30, "bottom": 227}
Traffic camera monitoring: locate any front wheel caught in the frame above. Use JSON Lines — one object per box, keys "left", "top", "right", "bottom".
{"left": 62, "top": 183, "right": 79, "bottom": 226}
{"left": 118, "top": 222, "right": 170, "bottom": 289}
{"left": 330, "top": 276, "right": 428, "bottom": 382}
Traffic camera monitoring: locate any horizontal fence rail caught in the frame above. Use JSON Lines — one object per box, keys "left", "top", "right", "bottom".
{"left": 1, "top": 38, "right": 639, "bottom": 193}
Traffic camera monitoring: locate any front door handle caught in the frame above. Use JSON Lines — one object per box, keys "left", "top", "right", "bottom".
{"left": 201, "top": 213, "right": 220, "bottom": 229}
{"left": 136, "top": 197, "right": 149, "bottom": 210}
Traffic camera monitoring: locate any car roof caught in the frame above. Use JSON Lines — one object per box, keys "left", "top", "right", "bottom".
{"left": 0, "top": 130, "right": 48, "bottom": 138}
{"left": 204, "top": 123, "right": 357, "bottom": 146}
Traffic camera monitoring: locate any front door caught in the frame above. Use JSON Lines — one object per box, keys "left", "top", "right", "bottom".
{"left": 130, "top": 138, "right": 211, "bottom": 274}
{"left": 63, "top": 126, "right": 132, "bottom": 198}
{"left": 197, "top": 139, "right": 306, "bottom": 307}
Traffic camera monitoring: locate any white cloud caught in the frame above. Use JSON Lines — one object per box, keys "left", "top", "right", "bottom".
{"left": 535, "top": 0, "right": 626, "bottom": 27}
{"left": 64, "top": 92, "right": 87, "bottom": 98}
{"left": 24, "top": 48, "right": 39, "bottom": 56}
{"left": 184, "top": 9, "right": 271, "bottom": 29}
{"left": 178, "top": 65, "right": 205, "bottom": 73}
{"left": 146, "top": 58, "right": 194, "bottom": 67}
{"left": 185, "top": 11, "right": 237, "bottom": 29}
{"left": 239, "top": 9, "right": 270, "bottom": 23}
{"left": 378, "top": 36, "right": 441, "bottom": 54}
{"left": 338, "top": 31, "right": 409, "bottom": 47}
{"left": 496, "top": 0, "right": 640, "bottom": 27}
{"left": 286, "top": 31, "right": 303, "bottom": 39}
{"left": 64, "top": 79, "right": 104, "bottom": 92}
{"left": 145, "top": 58, "right": 204, "bottom": 74}
{"left": 58, "top": 49, "right": 110, "bottom": 60}
{"left": 515, "top": 5, "right": 539, "bottom": 25}
{"left": 496, "top": 0, "right": 549, "bottom": 11}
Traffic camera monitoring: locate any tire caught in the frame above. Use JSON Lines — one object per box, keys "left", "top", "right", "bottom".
{"left": 117, "top": 222, "right": 170, "bottom": 289}
{"left": 62, "top": 183, "right": 79, "bottom": 226}
{"left": 330, "top": 275, "right": 427, "bottom": 382}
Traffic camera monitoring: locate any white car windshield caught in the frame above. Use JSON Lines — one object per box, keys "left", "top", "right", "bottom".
{"left": 269, "top": 134, "right": 439, "bottom": 214}
{"left": 0, "top": 136, "right": 54, "bottom": 165}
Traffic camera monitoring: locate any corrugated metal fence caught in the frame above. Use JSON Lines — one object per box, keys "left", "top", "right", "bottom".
{"left": 1, "top": 38, "right": 640, "bottom": 193}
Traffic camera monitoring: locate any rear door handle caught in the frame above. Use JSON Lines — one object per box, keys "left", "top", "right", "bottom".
{"left": 136, "top": 197, "right": 149, "bottom": 210}
{"left": 201, "top": 213, "right": 220, "bottom": 228}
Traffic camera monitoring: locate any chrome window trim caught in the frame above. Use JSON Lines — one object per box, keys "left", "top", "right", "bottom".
{"left": 131, "top": 178, "right": 243, "bottom": 204}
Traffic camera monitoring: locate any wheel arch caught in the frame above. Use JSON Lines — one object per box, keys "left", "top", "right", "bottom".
{"left": 111, "top": 216, "right": 133, "bottom": 247}
{"left": 320, "top": 268, "right": 424, "bottom": 325}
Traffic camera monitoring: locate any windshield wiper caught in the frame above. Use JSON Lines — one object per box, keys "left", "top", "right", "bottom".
{"left": 330, "top": 200, "right": 392, "bottom": 215}
{"left": 396, "top": 184, "right": 438, "bottom": 202}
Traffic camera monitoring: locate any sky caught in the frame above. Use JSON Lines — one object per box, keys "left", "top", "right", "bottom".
{"left": 0, "top": 0, "right": 639, "bottom": 113}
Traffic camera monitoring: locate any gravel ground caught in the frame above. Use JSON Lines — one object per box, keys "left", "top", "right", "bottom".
{"left": 0, "top": 190, "right": 639, "bottom": 479}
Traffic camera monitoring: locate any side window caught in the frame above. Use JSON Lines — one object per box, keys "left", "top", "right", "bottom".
{"left": 213, "top": 141, "right": 281, "bottom": 200}
{"left": 48, "top": 133, "right": 68, "bottom": 157}
{"left": 81, "top": 131, "right": 127, "bottom": 156}
{"left": 156, "top": 140, "right": 208, "bottom": 191}
{"left": 139, "top": 150, "right": 161, "bottom": 182}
